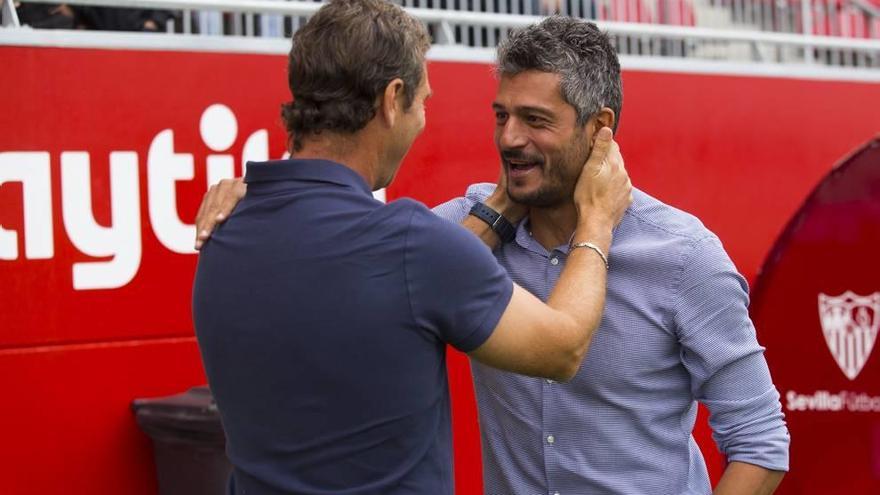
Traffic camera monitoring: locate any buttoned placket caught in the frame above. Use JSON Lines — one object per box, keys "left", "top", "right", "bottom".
{"left": 517, "top": 221, "right": 571, "bottom": 494}
{"left": 542, "top": 245, "right": 566, "bottom": 494}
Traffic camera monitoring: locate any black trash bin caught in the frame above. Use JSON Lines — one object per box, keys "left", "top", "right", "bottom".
{"left": 132, "top": 386, "right": 232, "bottom": 495}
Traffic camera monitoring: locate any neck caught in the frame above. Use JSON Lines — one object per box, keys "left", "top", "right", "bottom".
{"left": 293, "top": 131, "right": 381, "bottom": 189}
{"left": 528, "top": 201, "right": 579, "bottom": 250}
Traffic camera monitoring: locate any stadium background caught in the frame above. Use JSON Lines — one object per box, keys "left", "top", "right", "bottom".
{"left": 1, "top": 0, "right": 879, "bottom": 493}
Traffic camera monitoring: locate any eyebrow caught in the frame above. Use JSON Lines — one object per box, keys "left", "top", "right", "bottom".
{"left": 492, "top": 102, "right": 555, "bottom": 119}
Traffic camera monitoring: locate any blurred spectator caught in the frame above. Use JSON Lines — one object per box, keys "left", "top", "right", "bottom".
{"left": 538, "top": 0, "right": 563, "bottom": 14}
{"left": 14, "top": 2, "right": 176, "bottom": 31}
{"left": 73, "top": 6, "right": 175, "bottom": 31}
{"left": 14, "top": 2, "right": 75, "bottom": 29}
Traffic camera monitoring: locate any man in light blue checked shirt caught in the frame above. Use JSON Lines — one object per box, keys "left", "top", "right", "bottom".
{"left": 194, "top": 14, "right": 789, "bottom": 495}
{"left": 431, "top": 16, "right": 789, "bottom": 495}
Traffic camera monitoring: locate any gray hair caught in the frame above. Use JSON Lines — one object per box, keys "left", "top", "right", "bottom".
{"left": 496, "top": 16, "right": 622, "bottom": 131}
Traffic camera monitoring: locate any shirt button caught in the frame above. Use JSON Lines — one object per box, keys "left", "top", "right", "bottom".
{"left": 550, "top": 257, "right": 559, "bottom": 265}
{"left": 547, "top": 435, "right": 555, "bottom": 444}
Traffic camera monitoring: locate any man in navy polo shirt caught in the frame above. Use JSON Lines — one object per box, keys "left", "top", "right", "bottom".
{"left": 192, "top": 1, "right": 631, "bottom": 494}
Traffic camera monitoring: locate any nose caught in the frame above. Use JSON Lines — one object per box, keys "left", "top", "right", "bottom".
{"left": 497, "top": 117, "right": 528, "bottom": 150}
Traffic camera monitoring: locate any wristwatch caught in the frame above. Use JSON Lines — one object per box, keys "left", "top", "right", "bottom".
{"left": 468, "top": 202, "right": 517, "bottom": 243}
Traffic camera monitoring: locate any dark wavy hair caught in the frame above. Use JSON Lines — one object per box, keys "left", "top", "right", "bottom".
{"left": 281, "top": 0, "right": 431, "bottom": 152}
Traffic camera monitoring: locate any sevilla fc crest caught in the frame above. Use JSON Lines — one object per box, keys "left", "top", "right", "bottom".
{"left": 818, "top": 292, "right": 880, "bottom": 380}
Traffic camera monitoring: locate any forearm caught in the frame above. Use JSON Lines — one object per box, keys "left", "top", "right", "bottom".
{"left": 467, "top": 218, "right": 614, "bottom": 382}
{"left": 713, "top": 461, "right": 785, "bottom": 495}
{"left": 544, "top": 126, "right": 627, "bottom": 347}
{"left": 458, "top": 192, "right": 525, "bottom": 250}
{"left": 460, "top": 215, "right": 504, "bottom": 250}
{"left": 545, "top": 219, "right": 613, "bottom": 355}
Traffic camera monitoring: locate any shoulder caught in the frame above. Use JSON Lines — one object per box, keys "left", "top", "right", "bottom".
{"left": 621, "top": 188, "right": 715, "bottom": 244}
{"left": 403, "top": 199, "right": 488, "bottom": 253}
{"left": 432, "top": 183, "right": 497, "bottom": 223}
{"left": 611, "top": 188, "right": 735, "bottom": 289}
{"left": 462, "top": 183, "right": 497, "bottom": 202}
{"left": 382, "top": 197, "right": 445, "bottom": 229}
{"left": 366, "top": 197, "right": 429, "bottom": 229}
{"left": 372, "top": 197, "right": 485, "bottom": 253}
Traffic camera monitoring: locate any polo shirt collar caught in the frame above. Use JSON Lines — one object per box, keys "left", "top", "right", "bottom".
{"left": 244, "top": 158, "right": 373, "bottom": 196}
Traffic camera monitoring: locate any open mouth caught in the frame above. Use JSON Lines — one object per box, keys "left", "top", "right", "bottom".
{"left": 506, "top": 159, "right": 542, "bottom": 178}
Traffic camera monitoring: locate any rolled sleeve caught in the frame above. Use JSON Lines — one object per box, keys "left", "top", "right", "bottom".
{"left": 674, "top": 236, "right": 790, "bottom": 471}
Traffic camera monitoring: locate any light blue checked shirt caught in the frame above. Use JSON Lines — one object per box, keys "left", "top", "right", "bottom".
{"left": 434, "top": 184, "right": 790, "bottom": 495}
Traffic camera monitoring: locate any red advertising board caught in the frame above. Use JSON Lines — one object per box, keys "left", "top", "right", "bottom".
{"left": 752, "top": 137, "right": 880, "bottom": 493}
{"left": 1, "top": 39, "right": 879, "bottom": 494}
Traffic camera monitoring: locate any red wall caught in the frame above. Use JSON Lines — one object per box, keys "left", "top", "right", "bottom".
{"left": 750, "top": 139, "right": 880, "bottom": 494}
{"left": 1, "top": 45, "right": 878, "bottom": 494}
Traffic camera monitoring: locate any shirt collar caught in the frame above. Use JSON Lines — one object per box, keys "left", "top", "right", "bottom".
{"left": 244, "top": 158, "right": 373, "bottom": 196}
{"left": 512, "top": 216, "right": 578, "bottom": 257}
{"left": 513, "top": 217, "right": 536, "bottom": 252}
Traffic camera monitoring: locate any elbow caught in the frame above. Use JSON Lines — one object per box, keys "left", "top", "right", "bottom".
{"left": 529, "top": 314, "right": 594, "bottom": 382}
{"left": 775, "top": 470, "right": 787, "bottom": 484}
{"left": 552, "top": 366, "right": 578, "bottom": 383}
{"left": 549, "top": 320, "right": 592, "bottom": 382}
{"left": 552, "top": 346, "right": 588, "bottom": 382}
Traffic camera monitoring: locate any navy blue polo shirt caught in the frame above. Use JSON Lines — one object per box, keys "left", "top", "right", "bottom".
{"left": 193, "top": 159, "right": 513, "bottom": 494}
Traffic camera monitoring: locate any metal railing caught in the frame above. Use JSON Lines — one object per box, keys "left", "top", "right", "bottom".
{"left": 5, "top": 0, "right": 880, "bottom": 67}
{"left": 707, "top": 0, "right": 880, "bottom": 37}
{"left": 2, "top": 0, "right": 21, "bottom": 27}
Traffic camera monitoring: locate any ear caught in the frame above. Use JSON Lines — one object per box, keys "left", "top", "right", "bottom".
{"left": 379, "top": 78, "right": 406, "bottom": 128}
{"left": 590, "top": 107, "right": 616, "bottom": 140}
{"left": 595, "top": 107, "right": 617, "bottom": 132}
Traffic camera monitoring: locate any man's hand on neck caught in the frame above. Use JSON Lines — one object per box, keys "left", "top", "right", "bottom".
{"left": 528, "top": 128, "right": 630, "bottom": 252}
{"left": 569, "top": 127, "right": 630, "bottom": 254}
{"left": 486, "top": 166, "right": 528, "bottom": 226}
{"left": 461, "top": 168, "right": 528, "bottom": 251}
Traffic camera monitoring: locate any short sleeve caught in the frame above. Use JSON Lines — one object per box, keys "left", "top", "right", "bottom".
{"left": 405, "top": 204, "right": 514, "bottom": 352}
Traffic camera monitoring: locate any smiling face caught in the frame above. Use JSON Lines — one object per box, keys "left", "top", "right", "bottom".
{"left": 493, "top": 70, "right": 594, "bottom": 208}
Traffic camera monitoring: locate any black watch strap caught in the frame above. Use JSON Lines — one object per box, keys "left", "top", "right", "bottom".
{"left": 468, "top": 202, "right": 517, "bottom": 243}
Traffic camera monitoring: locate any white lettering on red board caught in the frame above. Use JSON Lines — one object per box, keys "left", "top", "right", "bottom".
{"left": 786, "top": 390, "right": 880, "bottom": 412}
{"left": 0, "top": 104, "right": 274, "bottom": 290}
